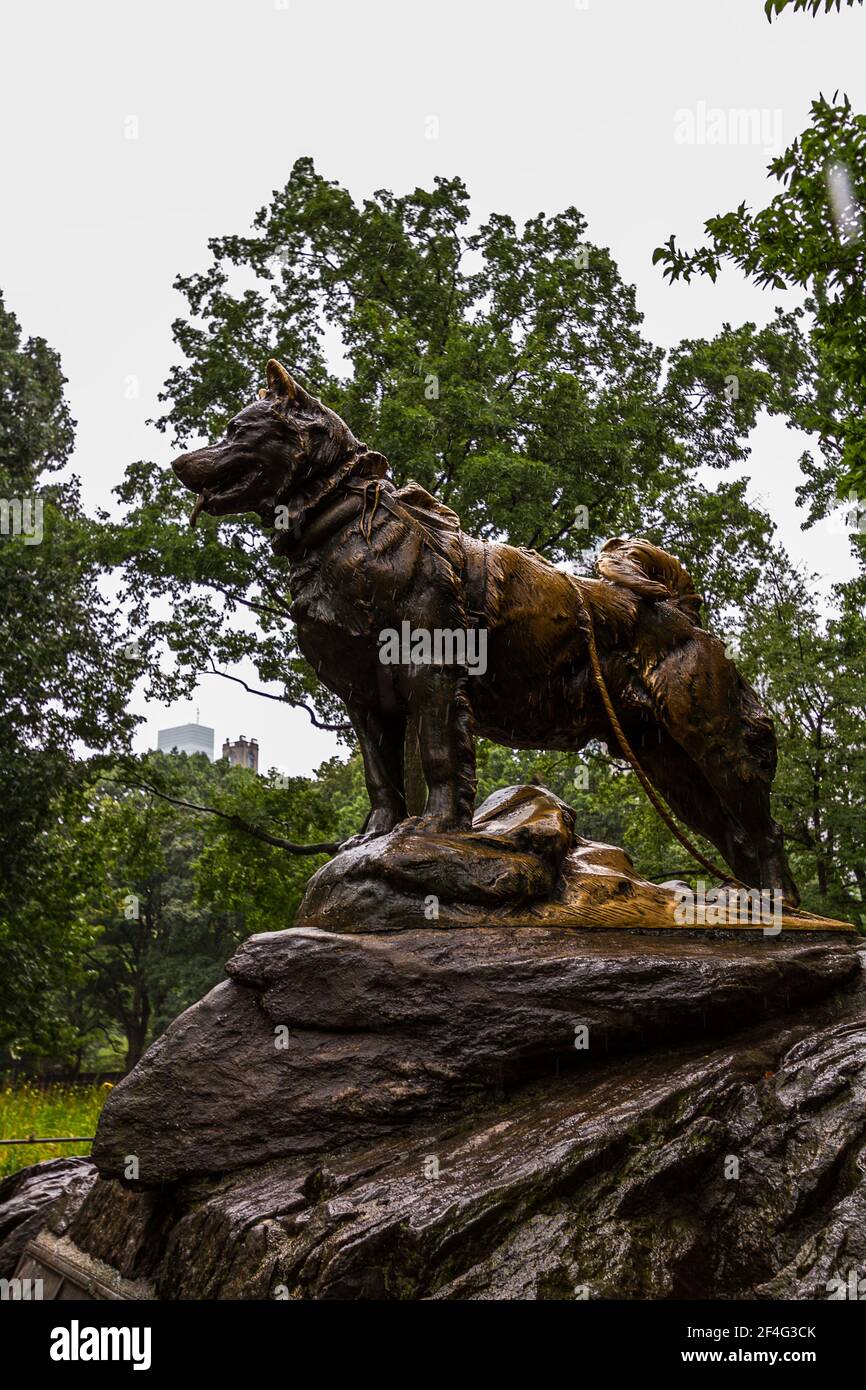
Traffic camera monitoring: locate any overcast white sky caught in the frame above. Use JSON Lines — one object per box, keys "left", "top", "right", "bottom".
{"left": 1, "top": 0, "right": 862, "bottom": 775}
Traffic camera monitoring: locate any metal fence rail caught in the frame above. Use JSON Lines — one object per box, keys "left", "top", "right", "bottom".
{"left": 0, "top": 1136, "right": 95, "bottom": 1145}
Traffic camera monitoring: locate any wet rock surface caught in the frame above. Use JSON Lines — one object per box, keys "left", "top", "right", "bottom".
{"left": 89, "top": 925, "right": 859, "bottom": 1184}
{"left": 0, "top": 1157, "right": 96, "bottom": 1278}
{"left": 21, "top": 969, "right": 866, "bottom": 1300}
{"left": 6, "top": 896, "right": 863, "bottom": 1300}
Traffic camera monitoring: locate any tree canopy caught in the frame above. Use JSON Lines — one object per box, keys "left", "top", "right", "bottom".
{"left": 654, "top": 95, "right": 866, "bottom": 509}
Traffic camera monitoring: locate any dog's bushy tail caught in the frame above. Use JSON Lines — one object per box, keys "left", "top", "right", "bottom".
{"left": 596, "top": 537, "right": 702, "bottom": 625}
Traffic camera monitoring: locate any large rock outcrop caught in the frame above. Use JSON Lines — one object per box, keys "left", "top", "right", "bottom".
{"left": 3, "top": 784, "right": 861, "bottom": 1300}
{"left": 0, "top": 1158, "right": 95, "bottom": 1279}
{"left": 89, "top": 925, "right": 859, "bottom": 1184}
{"left": 10, "top": 963, "right": 866, "bottom": 1300}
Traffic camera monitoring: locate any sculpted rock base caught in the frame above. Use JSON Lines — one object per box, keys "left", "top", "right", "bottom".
{"left": 296, "top": 786, "right": 849, "bottom": 933}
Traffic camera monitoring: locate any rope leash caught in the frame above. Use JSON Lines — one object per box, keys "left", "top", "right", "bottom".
{"left": 574, "top": 583, "right": 741, "bottom": 886}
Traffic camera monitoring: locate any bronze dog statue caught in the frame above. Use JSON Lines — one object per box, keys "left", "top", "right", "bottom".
{"left": 173, "top": 358, "right": 798, "bottom": 902}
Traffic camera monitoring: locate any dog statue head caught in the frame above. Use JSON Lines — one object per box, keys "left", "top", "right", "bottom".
{"left": 173, "top": 359, "right": 387, "bottom": 529}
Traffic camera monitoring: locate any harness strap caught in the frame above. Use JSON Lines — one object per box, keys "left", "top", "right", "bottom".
{"left": 461, "top": 535, "right": 488, "bottom": 628}
{"left": 345, "top": 478, "right": 458, "bottom": 558}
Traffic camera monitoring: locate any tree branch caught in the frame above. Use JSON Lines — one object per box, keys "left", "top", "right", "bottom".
{"left": 202, "top": 662, "right": 352, "bottom": 733}
{"left": 103, "top": 777, "right": 340, "bottom": 856}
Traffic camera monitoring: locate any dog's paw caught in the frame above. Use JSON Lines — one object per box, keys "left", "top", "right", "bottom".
{"left": 336, "top": 829, "right": 389, "bottom": 852}
{"left": 337, "top": 810, "right": 401, "bottom": 850}
{"left": 397, "top": 813, "right": 467, "bottom": 837}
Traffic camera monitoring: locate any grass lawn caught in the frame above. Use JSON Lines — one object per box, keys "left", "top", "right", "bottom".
{"left": 0, "top": 1080, "right": 112, "bottom": 1179}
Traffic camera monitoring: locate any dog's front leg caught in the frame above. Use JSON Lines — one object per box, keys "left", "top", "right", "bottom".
{"left": 408, "top": 668, "right": 476, "bottom": 833}
{"left": 340, "top": 700, "right": 407, "bottom": 848}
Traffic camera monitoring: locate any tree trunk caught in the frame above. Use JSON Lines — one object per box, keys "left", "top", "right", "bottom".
{"left": 124, "top": 994, "right": 150, "bottom": 1074}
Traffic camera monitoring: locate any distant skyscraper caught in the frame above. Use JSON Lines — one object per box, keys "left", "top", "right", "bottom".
{"left": 222, "top": 735, "right": 259, "bottom": 772}
{"left": 157, "top": 722, "right": 214, "bottom": 760}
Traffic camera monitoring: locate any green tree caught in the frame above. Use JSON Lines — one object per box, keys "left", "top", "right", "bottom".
{"left": 651, "top": 77, "right": 866, "bottom": 923}
{"left": 32, "top": 749, "right": 363, "bottom": 1070}
{"left": 737, "top": 557, "right": 866, "bottom": 920}
{"left": 192, "top": 753, "right": 366, "bottom": 936}
{"left": 0, "top": 294, "right": 138, "bottom": 1051}
{"left": 74, "top": 752, "right": 281, "bottom": 1070}
{"left": 654, "top": 95, "right": 866, "bottom": 507}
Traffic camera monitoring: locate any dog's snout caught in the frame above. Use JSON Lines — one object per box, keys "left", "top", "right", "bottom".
{"left": 172, "top": 446, "right": 218, "bottom": 491}
{"left": 172, "top": 449, "right": 202, "bottom": 487}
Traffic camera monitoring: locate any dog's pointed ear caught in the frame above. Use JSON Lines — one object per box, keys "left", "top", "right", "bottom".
{"left": 266, "top": 358, "right": 297, "bottom": 400}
